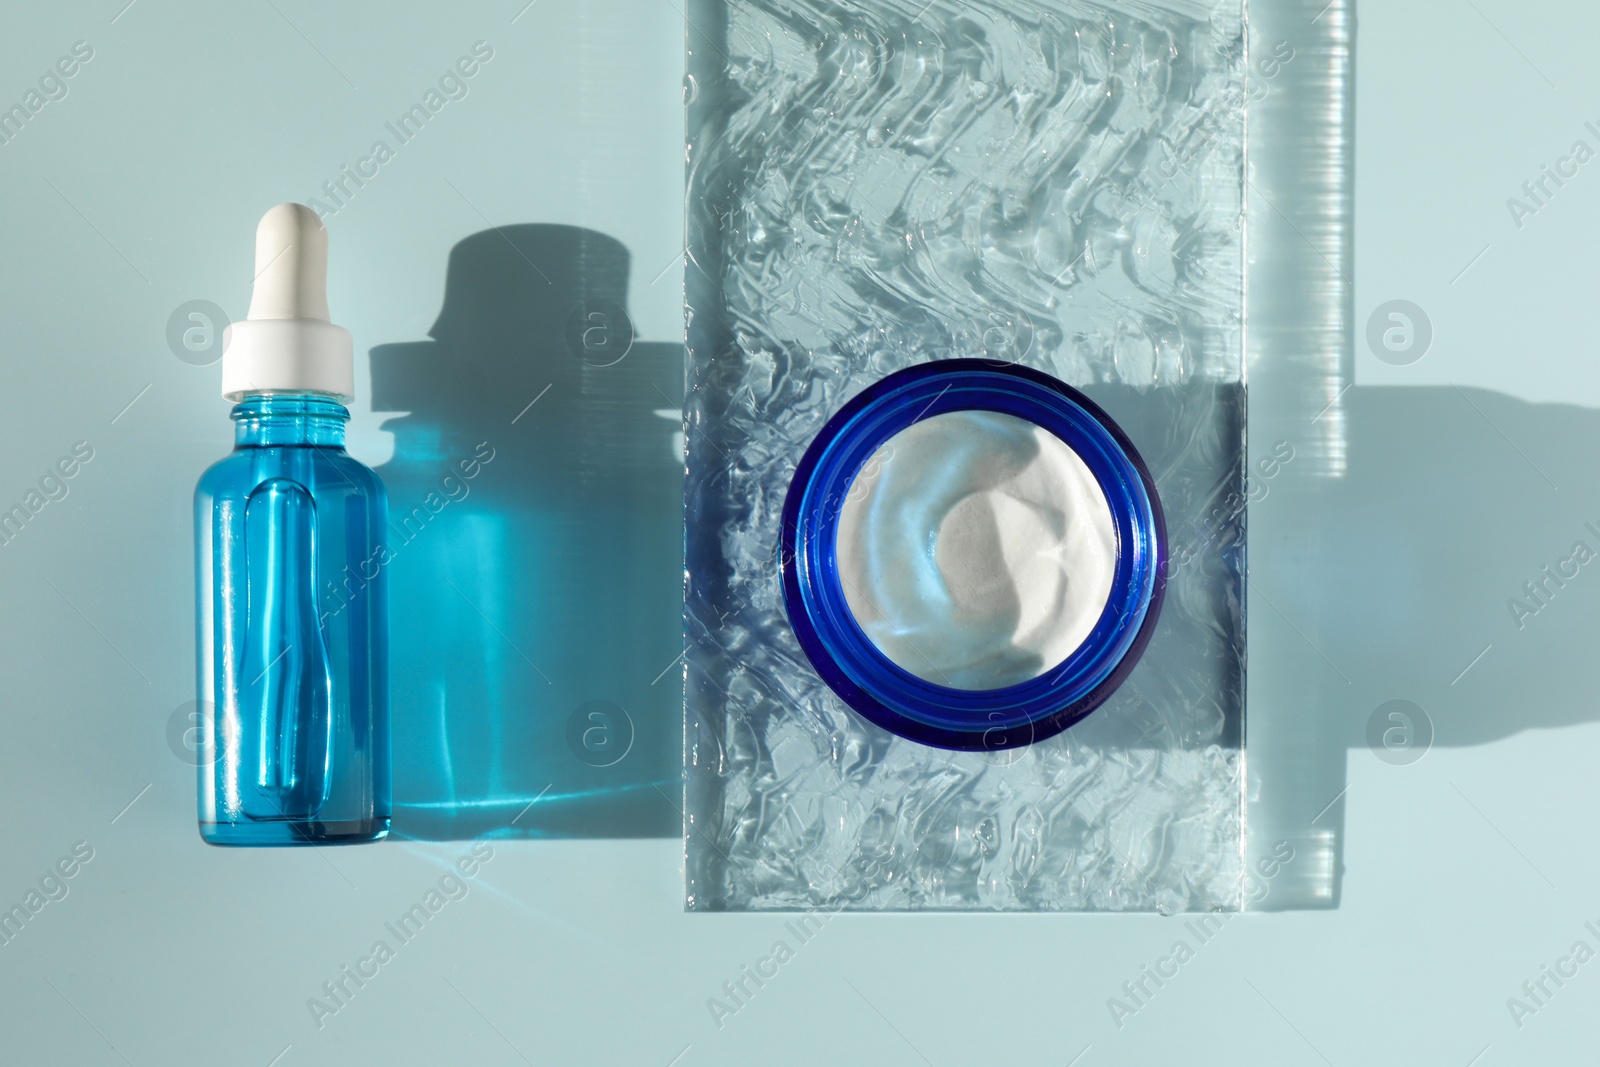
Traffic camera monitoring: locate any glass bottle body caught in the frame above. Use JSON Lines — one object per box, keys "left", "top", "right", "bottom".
{"left": 195, "top": 395, "right": 390, "bottom": 845}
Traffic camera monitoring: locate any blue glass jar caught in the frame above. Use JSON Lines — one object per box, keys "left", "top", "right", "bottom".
{"left": 194, "top": 395, "right": 390, "bottom": 845}
{"left": 781, "top": 359, "right": 1166, "bottom": 751}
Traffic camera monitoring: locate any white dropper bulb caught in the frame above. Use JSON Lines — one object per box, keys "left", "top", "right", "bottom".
{"left": 248, "top": 203, "right": 331, "bottom": 322}
{"left": 221, "top": 203, "right": 354, "bottom": 402}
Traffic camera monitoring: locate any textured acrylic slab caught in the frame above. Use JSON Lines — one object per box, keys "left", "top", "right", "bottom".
{"left": 685, "top": 0, "right": 1246, "bottom": 910}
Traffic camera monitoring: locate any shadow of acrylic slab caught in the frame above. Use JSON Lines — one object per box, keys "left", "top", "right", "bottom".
{"left": 372, "top": 225, "right": 684, "bottom": 840}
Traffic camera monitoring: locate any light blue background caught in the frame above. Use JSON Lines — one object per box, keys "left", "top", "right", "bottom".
{"left": 0, "top": 1, "right": 1595, "bottom": 1064}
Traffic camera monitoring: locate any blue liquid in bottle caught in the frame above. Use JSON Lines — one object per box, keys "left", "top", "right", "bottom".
{"left": 196, "top": 396, "right": 390, "bottom": 844}
{"left": 195, "top": 203, "right": 388, "bottom": 845}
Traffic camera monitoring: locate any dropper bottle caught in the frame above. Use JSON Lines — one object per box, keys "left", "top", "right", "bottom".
{"left": 195, "top": 203, "right": 390, "bottom": 845}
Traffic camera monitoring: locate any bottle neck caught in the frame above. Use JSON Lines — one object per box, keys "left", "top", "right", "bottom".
{"left": 232, "top": 394, "right": 349, "bottom": 448}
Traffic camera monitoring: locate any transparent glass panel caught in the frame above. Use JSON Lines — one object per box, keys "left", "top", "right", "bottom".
{"left": 685, "top": 0, "right": 1250, "bottom": 910}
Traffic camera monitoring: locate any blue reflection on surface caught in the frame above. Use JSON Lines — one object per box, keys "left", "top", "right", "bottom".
{"left": 374, "top": 225, "right": 683, "bottom": 840}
